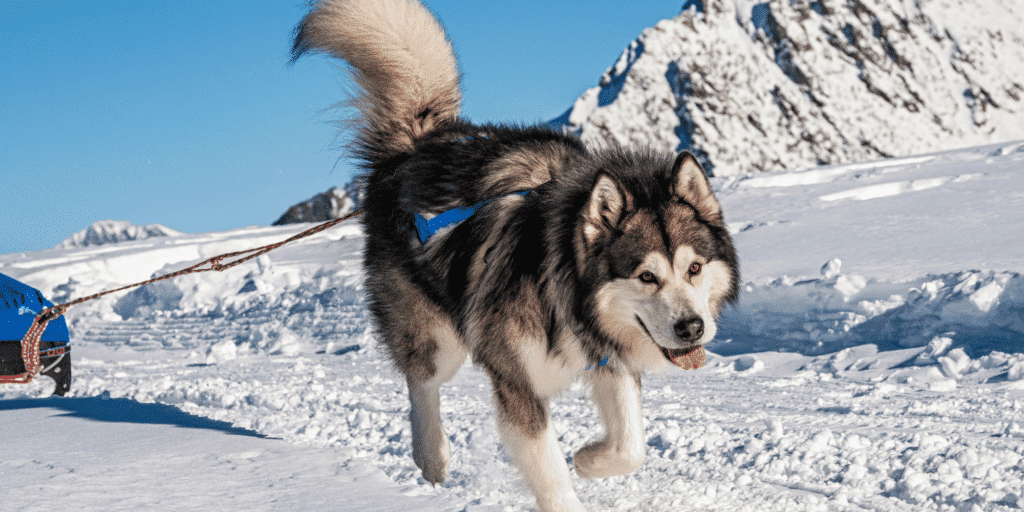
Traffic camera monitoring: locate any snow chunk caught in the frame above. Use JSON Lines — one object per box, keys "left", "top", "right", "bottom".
{"left": 1008, "top": 362, "right": 1024, "bottom": 382}
{"left": 834, "top": 274, "right": 867, "bottom": 302}
{"left": 938, "top": 348, "right": 971, "bottom": 379}
{"left": 732, "top": 355, "right": 764, "bottom": 373}
{"left": 970, "top": 281, "right": 1003, "bottom": 313}
{"left": 803, "top": 429, "right": 834, "bottom": 454}
{"left": 820, "top": 258, "right": 841, "bottom": 279}
{"left": 915, "top": 335, "right": 954, "bottom": 364}
{"left": 1005, "top": 423, "right": 1024, "bottom": 438}
{"left": 270, "top": 329, "right": 306, "bottom": 357}
{"left": 206, "top": 339, "right": 238, "bottom": 365}
{"left": 857, "top": 295, "right": 904, "bottom": 317}
{"left": 929, "top": 378, "right": 958, "bottom": 392}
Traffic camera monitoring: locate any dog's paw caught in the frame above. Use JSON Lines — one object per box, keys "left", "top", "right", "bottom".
{"left": 535, "top": 493, "right": 589, "bottom": 512}
{"left": 412, "top": 433, "right": 451, "bottom": 485}
{"left": 573, "top": 440, "right": 645, "bottom": 479}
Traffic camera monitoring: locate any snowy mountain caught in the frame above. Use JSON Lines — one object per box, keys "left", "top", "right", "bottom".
{"left": 554, "top": 0, "right": 1024, "bottom": 175}
{"left": 3, "top": 139, "right": 1023, "bottom": 511}
{"left": 273, "top": 181, "right": 363, "bottom": 225}
{"left": 57, "top": 220, "right": 183, "bottom": 249}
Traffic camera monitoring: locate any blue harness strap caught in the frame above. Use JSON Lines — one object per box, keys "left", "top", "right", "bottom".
{"left": 414, "top": 190, "right": 531, "bottom": 243}
{"left": 584, "top": 356, "right": 610, "bottom": 371}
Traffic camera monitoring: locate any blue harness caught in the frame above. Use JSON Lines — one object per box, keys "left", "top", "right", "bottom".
{"left": 414, "top": 190, "right": 531, "bottom": 244}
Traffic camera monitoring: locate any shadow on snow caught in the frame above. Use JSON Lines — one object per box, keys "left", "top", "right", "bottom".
{"left": 0, "top": 395, "right": 267, "bottom": 438}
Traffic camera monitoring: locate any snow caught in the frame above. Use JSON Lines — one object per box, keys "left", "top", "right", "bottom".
{"left": 1, "top": 139, "right": 1023, "bottom": 511}
{"left": 0, "top": 397, "right": 451, "bottom": 511}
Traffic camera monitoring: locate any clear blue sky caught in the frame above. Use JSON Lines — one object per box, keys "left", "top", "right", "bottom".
{"left": 1, "top": 0, "right": 685, "bottom": 255}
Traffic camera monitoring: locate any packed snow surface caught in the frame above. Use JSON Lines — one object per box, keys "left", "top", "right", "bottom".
{"left": 2, "top": 140, "right": 1023, "bottom": 511}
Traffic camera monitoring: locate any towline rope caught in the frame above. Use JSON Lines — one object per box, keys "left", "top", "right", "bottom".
{"left": 0, "top": 210, "right": 362, "bottom": 386}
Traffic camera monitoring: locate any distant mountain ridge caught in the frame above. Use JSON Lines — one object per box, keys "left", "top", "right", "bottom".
{"left": 554, "top": 0, "right": 1024, "bottom": 175}
{"left": 57, "top": 220, "right": 183, "bottom": 249}
{"left": 273, "top": 181, "right": 363, "bottom": 225}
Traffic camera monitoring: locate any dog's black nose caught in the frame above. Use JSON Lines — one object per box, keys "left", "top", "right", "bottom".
{"left": 674, "top": 317, "right": 704, "bottom": 342}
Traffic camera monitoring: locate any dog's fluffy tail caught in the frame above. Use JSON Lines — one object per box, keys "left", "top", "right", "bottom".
{"left": 292, "top": 0, "right": 461, "bottom": 159}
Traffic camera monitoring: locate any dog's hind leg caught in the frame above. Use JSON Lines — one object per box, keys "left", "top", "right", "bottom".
{"left": 573, "top": 369, "right": 646, "bottom": 479}
{"left": 406, "top": 321, "right": 466, "bottom": 485}
{"left": 367, "top": 267, "right": 467, "bottom": 485}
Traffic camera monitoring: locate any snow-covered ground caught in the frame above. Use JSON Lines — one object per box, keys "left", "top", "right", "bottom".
{"left": 2, "top": 139, "right": 1023, "bottom": 511}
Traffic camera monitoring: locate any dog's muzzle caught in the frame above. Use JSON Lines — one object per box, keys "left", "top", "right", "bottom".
{"left": 636, "top": 315, "right": 707, "bottom": 370}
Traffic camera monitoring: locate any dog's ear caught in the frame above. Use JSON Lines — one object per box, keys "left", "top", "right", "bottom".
{"left": 671, "top": 152, "right": 721, "bottom": 223}
{"left": 582, "top": 172, "right": 632, "bottom": 248}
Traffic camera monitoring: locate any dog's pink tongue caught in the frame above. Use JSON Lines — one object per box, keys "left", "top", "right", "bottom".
{"left": 671, "top": 346, "right": 706, "bottom": 370}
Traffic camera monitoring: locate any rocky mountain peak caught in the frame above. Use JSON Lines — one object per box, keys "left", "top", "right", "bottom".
{"left": 554, "top": 0, "right": 1024, "bottom": 175}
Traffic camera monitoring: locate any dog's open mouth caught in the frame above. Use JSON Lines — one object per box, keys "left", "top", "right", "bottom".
{"left": 661, "top": 346, "right": 706, "bottom": 370}
{"left": 636, "top": 316, "right": 706, "bottom": 370}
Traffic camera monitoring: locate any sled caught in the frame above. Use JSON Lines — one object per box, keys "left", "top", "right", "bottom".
{"left": 0, "top": 273, "right": 72, "bottom": 396}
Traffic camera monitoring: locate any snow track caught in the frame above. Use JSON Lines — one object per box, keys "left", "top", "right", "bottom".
{"left": 72, "top": 305, "right": 369, "bottom": 353}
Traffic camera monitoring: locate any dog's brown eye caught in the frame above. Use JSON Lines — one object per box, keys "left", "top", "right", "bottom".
{"left": 689, "top": 262, "right": 702, "bottom": 275}
{"left": 638, "top": 271, "right": 658, "bottom": 284}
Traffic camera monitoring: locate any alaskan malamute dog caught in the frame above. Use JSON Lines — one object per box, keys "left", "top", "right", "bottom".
{"left": 293, "top": 1, "right": 739, "bottom": 510}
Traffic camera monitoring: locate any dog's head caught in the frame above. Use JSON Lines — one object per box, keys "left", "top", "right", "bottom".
{"left": 578, "top": 152, "right": 739, "bottom": 371}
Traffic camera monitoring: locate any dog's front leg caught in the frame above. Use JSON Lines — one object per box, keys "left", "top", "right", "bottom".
{"left": 408, "top": 378, "right": 451, "bottom": 485}
{"left": 494, "top": 380, "right": 586, "bottom": 512}
{"left": 574, "top": 369, "right": 646, "bottom": 479}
